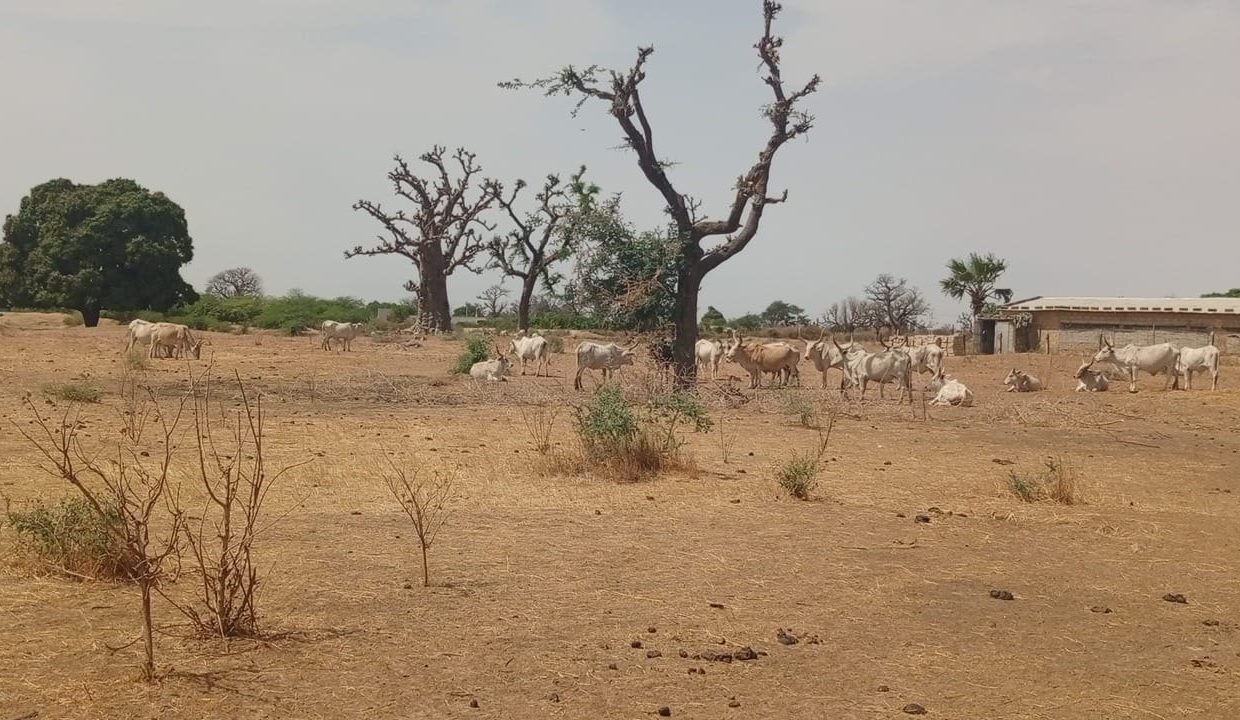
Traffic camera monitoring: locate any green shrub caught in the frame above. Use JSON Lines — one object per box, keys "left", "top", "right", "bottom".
{"left": 43, "top": 380, "right": 102, "bottom": 403}
{"left": 1007, "top": 456, "right": 1082, "bottom": 505}
{"left": 62, "top": 312, "right": 83, "bottom": 327}
{"left": 576, "top": 384, "right": 639, "bottom": 459}
{"left": 450, "top": 336, "right": 490, "bottom": 374}
{"left": 6, "top": 496, "right": 129, "bottom": 579}
{"left": 647, "top": 391, "right": 712, "bottom": 452}
{"left": 775, "top": 453, "right": 822, "bottom": 500}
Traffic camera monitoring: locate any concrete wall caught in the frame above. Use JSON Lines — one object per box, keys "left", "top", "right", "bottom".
{"left": 1029, "top": 310, "right": 1240, "bottom": 354}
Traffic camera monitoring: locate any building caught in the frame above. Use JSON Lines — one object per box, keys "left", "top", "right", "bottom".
{"left": 978, "top": 296, "right": 1240, "bottom": 354}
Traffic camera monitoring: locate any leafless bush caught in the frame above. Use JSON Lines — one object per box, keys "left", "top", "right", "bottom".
{"left": 383, "top": 460, "right": 455, "bottom": 586}
{"left": 170, "top": 370, "right": 303, "bottom": 639}
{"left": 1007, "top": 456, "right": 1083, "bottom": 505}
{"left": 520, "top": 405, "right": 560, "bottom": 454}
{"left": 17, "top": 385, "right": 185, "bottom": 681}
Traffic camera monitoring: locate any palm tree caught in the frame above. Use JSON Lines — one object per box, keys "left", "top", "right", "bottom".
{"left": 940, "top": 253, "right": 1013, "bottom": 319}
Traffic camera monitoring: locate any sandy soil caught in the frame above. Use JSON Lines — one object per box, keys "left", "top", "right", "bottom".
{"left": 1, "top": 316, "right": 1238, "bottom": 719}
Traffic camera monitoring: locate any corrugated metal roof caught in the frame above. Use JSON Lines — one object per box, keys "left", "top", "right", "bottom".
{"left": 1004, "top": 296, "right": 1240, "bottom": 314}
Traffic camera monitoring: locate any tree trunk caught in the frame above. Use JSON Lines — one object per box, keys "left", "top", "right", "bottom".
{"left": 420, "top": 542, "right": 430, "bottom": 587}
{"left": 81, "top": 304, "right": 100, "bottom": 328}
{"left": 517, "top": 273, "right": 537, "bottom": 333}
{"left": 418, "top": 246, "right": 453, "bottom": 332}
{"left": 671, "top": 264, "right": 702, "bottom": 388}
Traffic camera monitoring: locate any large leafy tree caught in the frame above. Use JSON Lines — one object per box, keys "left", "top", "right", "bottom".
{"left": 504, "top": 1, "right": 819, "bottom": 384}
{"left": 760, "top": 300, "right": 807, "bottom": 326}
{"left": 1203, "top": 289, "right": 1240, "bottom": 298}
{"left": 0, "top": 178, "right": 196, "bottom": 326}
{"left": 940, "top": 252, "right": 1012, "bottom": 319}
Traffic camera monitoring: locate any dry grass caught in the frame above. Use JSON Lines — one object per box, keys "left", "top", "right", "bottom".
{"left": 1007, "top": 456, "right": 1084, "bottom": 505}
{"left": 1, "top": 319, "right": 1239, "bottom": 718}
{"left": 41, "top": 379, "right": 102, "bottom": 403}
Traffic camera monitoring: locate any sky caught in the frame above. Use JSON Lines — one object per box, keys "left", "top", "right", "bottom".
{"left": 2, "top": 0, "right": 1238, "bottom": 325}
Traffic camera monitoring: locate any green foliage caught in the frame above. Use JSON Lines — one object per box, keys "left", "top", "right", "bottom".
{"left": 700, "top": 306, "right": 727, "bottom": 329}
{"left": 575, "top": 384, "right": 639, "bottom": 459}
{"left": 732, "top": 313, "right": 763, "bottom": 330}
{"left": 775, "top": 453, "right": 822, "bottom": 500}
{"left": 43, "top": 380, "right": 102, "bottom": 403}
{"left": 5, "top": 495, "right": 129, "bottom": 578}
{"left": 761, "top": 300, "right": 808, "bottom": 327}
{"left": 646, "top": 391, "right": 712, "bottom": 453}
{"left": 940, "top": 252, "right": 1012, "bottom": 317}
{"left": 0, "top": 178, "right": 197, "bottom": 326}
{"left": 1203, "top": 288, "right": 1240, "bottom": 298}
{"left": 62, "top": 312, "right": 84, "bottom": 327}
{"left": 450, "top": 336, "right": 491, "bottom": 374}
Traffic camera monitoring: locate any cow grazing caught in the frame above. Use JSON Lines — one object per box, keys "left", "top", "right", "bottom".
{"left": 148, "top": 323, "right": 203, "bottom": 360}
{"left": 925, "top": 372, "right": 973, "bottom": 407}
{"left": 1174, "top": 344, "right": 1220, "bottom": 391}
{"left": 509, "top": 333, "right": 551, "bottom": 377}
{"left": 321, "top": 320, "right": 364, "bottom": 351}
{"left": 695, "top": 339, "right": 725, "bottom": 380}
{"left": 1090, "top": 338, "right": 1179, "bottom": 393}
{"left": 469, "top": 347, "right": 511, "bottom": 382}
{"left": 1003, "top": 369, "right": 1043, "bottom": 392}
{"left": 1073, "top": 360, "right": 1110, "bottom": 392}
{"left": 836, "top": 338, "right": 912, "bottom": 403}
{"left": 724, "top": 332, "right": 800, "bottom": 389}
{"left": 573, "top": 340, "right": 639, "bottom": 391}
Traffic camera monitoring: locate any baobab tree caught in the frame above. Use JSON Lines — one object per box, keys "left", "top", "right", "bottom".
{"left": 205, "top": 267, "right": 263, "bottom": 298}
{"left": 349, "top": 147, "right": 498, "bottom": 332}
{"left": 503, "top": 0, "right": 819, "bottom": 384}
{"left": 487, "top": 169, "right": 589, "bottom": 331}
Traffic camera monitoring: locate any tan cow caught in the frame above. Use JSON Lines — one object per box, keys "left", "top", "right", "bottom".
{"left": 724, "top": 331, "right": 800, "bottom": 389}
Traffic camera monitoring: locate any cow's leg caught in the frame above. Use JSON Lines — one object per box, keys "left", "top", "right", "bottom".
{"left": 1211, "top": 367, "right": 1218, "bottom": 391}
{"left": 573, "top": 366, "right": 585, "bottom": 391}
{"left": 1128, "top": 366, "right": 1138, "bottom": 393}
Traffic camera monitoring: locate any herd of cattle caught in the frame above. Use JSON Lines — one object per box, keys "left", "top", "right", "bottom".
{"left": 124, "top": 318, "right": 1222, "bottom": 403}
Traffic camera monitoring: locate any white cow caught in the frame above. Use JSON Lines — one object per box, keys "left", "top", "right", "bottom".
{"left": 1174, "top": 344, "right": 1220, "bottom": 391}
{"left": 836, "top": 338, "right": 912, "bottom": 403}
{"left": 802, "top": 333, "right": 864, "bottom": 392}
{"left": 1090, "top": 338, "right": 1179, "bottom": 393}
{"left": 321, "top": 320, "right": 364, "bottom": 351}
{"left": 573, "top": 340, "right": 639, "bottom": 391}
{"left": 925, "top": 372, "right": 973, "bottom": 407}
{"left": 1073, "top": 360, "right": 1109, "bottom": 392}
{"left": 469, "top": 349, "right": 511, "bottom": 382}
{"left": 1003, "top": 368, "right": 1043, "bottom": 392}
{"left": 148, "top": 323, "right": 203, "bottom": 360}
{"left": 125, "top": 319, "right": 158, "bottom": 353}
{"left": 695, "top": 339, "right": 725, "bottom": 380}
{"left": 906, "top": 341, "right": 945, "bottom": 377}
{"left": 509, "top": 333, "right": 551, "bottom": 377}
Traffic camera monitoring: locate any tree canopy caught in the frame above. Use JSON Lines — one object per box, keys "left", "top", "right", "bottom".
{"left": 940, "top": 252, "right": 1012, "bottom": 318}
{"left": 0, "top": 178, "right": 196, "bottom": 326}
{"left": 1203, "top": 289, "right": 1240, "bottom": 298}
{"left": 205, "top": 267, "right": 263, "bottom": 298}
{"left": 760, "top": 300, "right": 808, "bottom": 326}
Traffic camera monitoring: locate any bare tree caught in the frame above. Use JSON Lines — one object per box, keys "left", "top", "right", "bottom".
{"left": 172, "top": 371, "right": 305, "bottom": 639}
{"left": 383, "top": 461, "right": 455, "bottom": 587}
{"left": 487, "top": 170, "right": 587, "bottom": 331}
{"left": 204, "top": 267, "right": 263, "bottom": 298}
{"left": 18, "top": 383, "right": 185, "bottom": 681}
{"left": 820, "top": 296, "right": 870, "bottom": 333}
{"left": 503, "top": 1, "right": 819, "bottom": 384}
{"left": 476, "top": 284, "right": 511, "bottom": 319}
{"left": 863, "top": 274, "right": 930, "bottom": 334}
{"left": 349, "top": 147, "right": 499, "bottom": 332}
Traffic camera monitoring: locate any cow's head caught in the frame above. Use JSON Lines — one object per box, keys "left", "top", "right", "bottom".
{"left": 1092, "top": 337, "right": 1117, "bottom": 366}
{"left": 1073, "top": 359, "right": 1093, "bottom": 379}
{"left": 1003, "top": 368, "right": 1021, "bottom": 386}
{"left": 924, "top": 369, "right": 948, "bottom": 393}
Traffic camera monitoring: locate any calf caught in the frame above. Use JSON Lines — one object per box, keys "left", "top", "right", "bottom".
{"left": 1174, "top": 344, "right": 1219, "bottom": 391}
{"left": 1073, "top": 360, "right": 1109, "bottom": 392}
{"left": 1003, "top": 368, "right": 1043, "bottom": 392}
{"left": 470, "top": 344, "right": 511, "bottom": 382}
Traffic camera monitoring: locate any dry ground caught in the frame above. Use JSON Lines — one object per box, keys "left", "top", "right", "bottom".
{"left": 2, "top": 314, "right": 1239, "bottom": 719}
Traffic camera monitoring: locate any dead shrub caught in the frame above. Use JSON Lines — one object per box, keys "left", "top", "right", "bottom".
{"left": 18, "top": 384, "right": 184, "bottom": 681}
{"left": 383, "top": 460, "right": 455, "bottom": 587}
{"left": 778, "top": 389, "right": 818, "bottom": 428}
{"left": 170, "top": 370, "right": 303, "bottom": 639}
{"left": 42, "top": 379, "right": 102, "bottom": 404}
{"left": 520, "top": 405, "right": 560, "bottom": 454}
{"left": 1007, "top": 456, "right": 1083, "bottom": 505}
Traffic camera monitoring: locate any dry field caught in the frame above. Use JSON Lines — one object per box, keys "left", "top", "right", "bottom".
{"left": 2, "top": 313, "right": 1239, "bottom": 719}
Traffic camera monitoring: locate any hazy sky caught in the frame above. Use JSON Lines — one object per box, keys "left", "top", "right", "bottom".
{"left": 2, "top": 0, "right": 1238, "bottom": 324}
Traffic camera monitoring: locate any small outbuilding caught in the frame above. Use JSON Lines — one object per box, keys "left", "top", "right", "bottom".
{"left": 977, "top": 296, "right": 1240, "bottom": 354}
